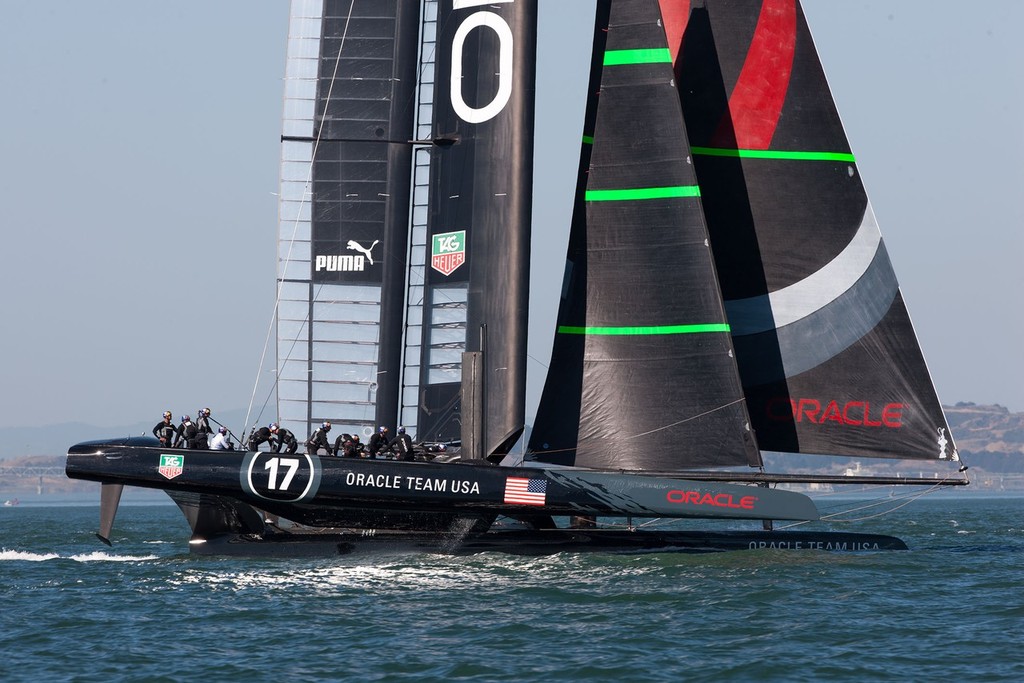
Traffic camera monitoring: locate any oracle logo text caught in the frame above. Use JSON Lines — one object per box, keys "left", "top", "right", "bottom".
{"left": 766, "top": 398, "right": 905, "bottom": 428}
{"left": 666, "top": 490, "right": 758, "bottom": 510}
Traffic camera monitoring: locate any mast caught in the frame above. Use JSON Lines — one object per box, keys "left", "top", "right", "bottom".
{"left": 411, "top": 0, "right": 537, "bottom": 458}
{"left": 276, "top": 0, "right": 421, "bottom": 441}
{"left": 528, "top": 0, "right": 759, "bottom": 471}
{"left": 676, "top": 0, "right": 959, "bottom": 463}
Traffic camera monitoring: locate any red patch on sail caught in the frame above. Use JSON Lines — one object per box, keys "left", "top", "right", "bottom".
{"left": 711, "top": 0, "right": 797, "bottom": 149}
{"left": 658, "top": 0, "right": 691, "bottom": 66}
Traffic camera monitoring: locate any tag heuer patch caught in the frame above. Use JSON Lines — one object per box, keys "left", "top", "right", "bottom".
{"left": 431, "top": 230, "right": 466, "bottom": 276}
{"left": 158, "top": 454, "right": 184, "bottom": 480}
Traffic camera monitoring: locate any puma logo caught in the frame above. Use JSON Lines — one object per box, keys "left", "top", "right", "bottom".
{"left": 346, "top": 240, "right": 380, "bottom": 265}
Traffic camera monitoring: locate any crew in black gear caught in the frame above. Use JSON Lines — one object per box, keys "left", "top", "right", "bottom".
{"left": 174, "top": 416, "right": 199, "bottom": 449}
{"left": 333, "top": 433, "right": 352, "bottom": 457}
{"left": 249, "top": 425, "right": 273, "bottom": 450}
{"left": 153, "top": 411, "right": 176, "bottom": 447}
{"left": 368, "top": 427, "right": 390, "bottom": 458}
{"left": 341, "top": 434, "right": 363, "bottom": 458}
{"left": 392, "top": 426, "right": 414, "bottom": 462}
{"left": 196, "top": 408, "right": 213, "bottom": 436}
{"left": 306, "top": 421, "right": 332, "bottom": 455}
{"left": 270, "top": 424, "right": 298, "bottom": 454}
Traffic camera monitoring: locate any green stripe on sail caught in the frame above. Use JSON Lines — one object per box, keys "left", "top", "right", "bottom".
{"left": 582, "top": 135, "right": 594, "bottom": 145}
{"left": 585, "top": 186, "right": 700, "bottom": 202}
{"left": 558, "top": 323, "right": 731, "bottom": 336}
{"left": 691, "top": 146, "right": 856, "bottom": 162}
{"left": 603, "top": 48, "right": 672, "bottom": 66}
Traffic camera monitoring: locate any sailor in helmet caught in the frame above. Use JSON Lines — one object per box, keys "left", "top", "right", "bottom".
{"left": 153, "top": 411, "right": 175, "bottom": 446}
{"left": 392, "top": 426, "right": 414, "bottom": 462}
{"left": 174, "top": 415, "right": 198, "bottom": 449}
{"left": 195, "top": 408, "right": 213, "bottom": 437}
{"left": 269, "top": 422, "right": 299, "bottom": 454}
{"left": 306, "top": 421, "right": 333, "bottom": 455}
{"left": 210, "top": 426, "right": 234, "bottom": 450}
{"left": 368, "top": 426, "right": 390, "bottom": 458}
{"left": 248, "top": 423, "right": 274, "bottom": 451}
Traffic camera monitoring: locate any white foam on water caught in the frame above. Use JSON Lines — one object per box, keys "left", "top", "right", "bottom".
{"left": 0, "top": 549, "right": 60, "bottom": 562}
{"left": 68, "top": 551, "right": 161, "bottom": 562}
{"left": 1, "top": 548, "right": 161, "bottom": 562}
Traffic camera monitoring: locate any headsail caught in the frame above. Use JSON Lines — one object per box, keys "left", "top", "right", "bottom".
{"left": 410, "top": 0, "right": 537, "bottom": 457}
{"left": 676, "top": 0, "right": 958, "bottom": 461}
{"left": 276, "top": 1, "right": 421, "bottom": 440}
{"left": 528, "top": 0, "right": 760, "bottom": 471}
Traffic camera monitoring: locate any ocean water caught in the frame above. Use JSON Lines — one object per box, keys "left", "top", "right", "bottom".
{"left": 1, "top": 494, "right": 1021, "bottom": 682}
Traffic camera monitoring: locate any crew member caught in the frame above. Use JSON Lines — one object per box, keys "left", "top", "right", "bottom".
{"left": 333, "top": 432, "right": 352, "bottom": 457}
{"left": 342, "top": 434, "right": 363, "bottom": 458}
{"left": 368, "top": 426, "right": 390, "bottom": 458}
{"left": 392, "top": 426, "right": 414, "bottom": 462}
{"left": 306, "top": 421, "right": 332, "bottom": 455}
{"left": 269, "top": 423, "right": 298, "bottom": 454}
{"left": 196, "top": 408, "right": 213, "bottom": 436}
{"left": 249, "top": 424, "right": 273, "bottom": 450}
{"left": 153, "top": 411, "right": 176, "bottom": 447}
{"left": 174, "top": 415, "right": 198, "bottom": 449}
{"left": 210, "top": 426, "right": 233, "bottom": 450}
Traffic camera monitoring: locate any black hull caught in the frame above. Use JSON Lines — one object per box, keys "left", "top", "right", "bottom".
{"left": 67, "top": 438, "right": 908, "bottom": 555}
{"left": 189, "top": 525, "right": 908, "bottom": 557}
{"left": 66, "top": 439, "right": 820, "bottom": 523}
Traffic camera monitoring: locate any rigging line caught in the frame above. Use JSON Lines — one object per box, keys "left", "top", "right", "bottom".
{"left": 246, "top": 1, "right": 359, "bottom": 433}
{"left": 819, "top": 483, "right": 948, "bottom": 523}
{"left": 776, "top": 480, "right": 949, "bottom": 529}
{"left": 626, "top": 398, "right": 748, "bottom": 440}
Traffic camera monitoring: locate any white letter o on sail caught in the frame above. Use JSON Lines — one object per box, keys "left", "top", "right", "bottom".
{"left": 450, "top": 11, "right": 514, "bottom": 124}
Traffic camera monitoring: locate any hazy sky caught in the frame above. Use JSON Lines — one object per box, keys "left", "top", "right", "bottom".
{"left": 1, "top": 0, "right": 1021, "bottom": 431}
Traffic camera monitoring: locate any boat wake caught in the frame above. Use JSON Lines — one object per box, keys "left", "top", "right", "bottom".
{"left": 0, "top": 549, "right": 160, "bottom": 562}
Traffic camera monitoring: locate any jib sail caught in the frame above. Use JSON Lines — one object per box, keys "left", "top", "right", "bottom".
{"left": 528, "top": 0, "right": 759, "bottom": 471}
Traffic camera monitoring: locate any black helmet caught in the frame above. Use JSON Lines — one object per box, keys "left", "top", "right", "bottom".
{"left": 398, "top": 426, "right": 406, "bottom": 434}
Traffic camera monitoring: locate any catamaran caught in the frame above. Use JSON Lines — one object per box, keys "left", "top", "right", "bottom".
{"left": 66, "top": 0, "right": 968, "bottom": 556}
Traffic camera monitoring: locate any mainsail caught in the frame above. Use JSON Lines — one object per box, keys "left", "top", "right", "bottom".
{"left": 675, "top": 0, "right": 959, "bottom": 462}
{"left": 528, "top": 0, "right": 759, "bottom": 471}
{"left": 276, "top": 1, "right": 421, "bottom": 441}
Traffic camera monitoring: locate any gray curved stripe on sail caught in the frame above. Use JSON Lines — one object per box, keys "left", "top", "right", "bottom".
{"left": 725, "top": 205, "right": 899, "bottom": 386}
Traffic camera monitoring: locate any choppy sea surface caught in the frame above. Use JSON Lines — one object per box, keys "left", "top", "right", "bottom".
{"left": 1, "top": 493, "right": 1021, "bottom": 682}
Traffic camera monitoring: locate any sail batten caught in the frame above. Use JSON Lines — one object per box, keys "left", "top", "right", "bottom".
{"left": 603, "top": 48, "right": 673, "bottom": 65}
{"left": 559, "top": 324, "right": 731, "bottom": 336}
{"left": 585, "top": 186, "right": 701, "bottom": 201}
{"left": 692, "top": 146, "right": 856, "bottom": 162}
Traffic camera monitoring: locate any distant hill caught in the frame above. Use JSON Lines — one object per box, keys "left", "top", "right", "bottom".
{"left": 945, "top": 403, "right": 1024, "bottom": 474}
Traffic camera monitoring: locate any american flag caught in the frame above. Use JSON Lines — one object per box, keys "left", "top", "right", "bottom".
{"left": 504, "top": 477, "right": 547, "bottom": 506}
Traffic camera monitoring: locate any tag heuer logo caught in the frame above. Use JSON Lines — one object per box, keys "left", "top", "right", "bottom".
{"left": 158, "top": 454, "right": 184, "bottom": 480}
{"left": 431, "top": 230, "right": 466, "bottom": 276}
